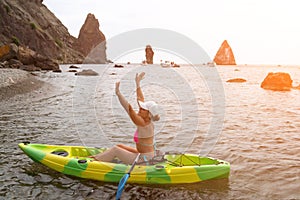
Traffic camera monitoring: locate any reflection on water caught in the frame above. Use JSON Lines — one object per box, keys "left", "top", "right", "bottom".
{"left": 0, "top": 64, "right": 299, "bottom": 199}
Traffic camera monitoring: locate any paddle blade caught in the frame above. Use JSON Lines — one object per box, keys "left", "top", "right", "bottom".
{"left": 116, "top": 173, "right": 129, "bottom": 200}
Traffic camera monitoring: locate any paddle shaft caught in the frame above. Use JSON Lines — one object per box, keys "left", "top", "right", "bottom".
{"left": 127, "top": 153, "right": 140, "bottom": 174}
{"left": 116, "top": 153, "right": 140, "bottom": 200}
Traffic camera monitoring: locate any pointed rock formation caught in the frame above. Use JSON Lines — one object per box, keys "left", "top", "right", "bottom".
{"left": 214, "top": 40, "right": 236, "bottom": 65}
{"left": 75, "top": 13, "right": 107, "bottom": 63}
{"left": 145, "top": 45, "right": 154, "bottom": 64}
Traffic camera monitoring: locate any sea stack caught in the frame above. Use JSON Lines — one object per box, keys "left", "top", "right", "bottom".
{"left": 76, "top": 13, "right": 107, "bottom": 63}
{"left": 145, "top": 45, "right": 154, "bottom": 64}
{"left": 214, "top": 40, "right": 236, "bottom": 65}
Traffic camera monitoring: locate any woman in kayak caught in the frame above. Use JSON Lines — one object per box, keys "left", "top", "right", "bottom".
{"left": 90, "top": 72, "right": 160, "bottom": 164}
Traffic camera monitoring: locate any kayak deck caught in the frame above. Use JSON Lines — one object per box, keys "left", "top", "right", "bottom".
{"left": 19, "top": 142, "right": 230, "bottom": 184}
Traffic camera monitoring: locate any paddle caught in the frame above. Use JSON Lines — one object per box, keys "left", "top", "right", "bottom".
{"left": 116, "top": 153, "right": 140, "bottom": 200}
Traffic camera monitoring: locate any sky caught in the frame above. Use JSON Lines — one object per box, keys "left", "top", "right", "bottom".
{"left": 43, "top": 0, "right": 300, "bottom": 65}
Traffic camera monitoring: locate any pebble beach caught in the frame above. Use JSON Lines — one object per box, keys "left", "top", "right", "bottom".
{"left": 0, "top": 69, "right": 45, "bottom": 100}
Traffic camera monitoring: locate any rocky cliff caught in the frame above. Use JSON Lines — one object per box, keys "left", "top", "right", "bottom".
{"left": 0, "top": 0, "right": 84, "bottom": 64}
{"left": 75, "top": 13, "right": 107, "bottom": 63}
{"left": 214, "top": 40, "right": 236, "bottom": 65}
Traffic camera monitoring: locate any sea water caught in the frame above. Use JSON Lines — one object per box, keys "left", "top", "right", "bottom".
{"left": 0, "top": 64, "right": 299, "bottom": 199}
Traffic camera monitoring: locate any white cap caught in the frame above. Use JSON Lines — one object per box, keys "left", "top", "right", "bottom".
{"left": 138, "top": 100, "right": 159, "bottom": 116}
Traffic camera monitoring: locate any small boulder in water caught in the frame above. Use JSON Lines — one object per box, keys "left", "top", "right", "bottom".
{"left": 293, "top": 84, "right": 300, "bottom": 90}
{"left": 75, "top": 69, "right": 98, "bottom": 76}
{"left": 261, "top": 72, "right": 292, "bottom": 91}
{"left": 114, "top": 64, "right": 124, "bottom": 68}
{"left": 69, "top": 65, "right": 80, "bottom": 69}
{"left": 226, "top": 78, "right": 246, "bottom": 83}
{"left": 52, "top": 69, "right": 62, "bottom": 73}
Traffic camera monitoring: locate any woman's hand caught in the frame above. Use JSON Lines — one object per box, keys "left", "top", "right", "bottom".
{"left": 135, "top": 72, "right": 145, "bottom": 87}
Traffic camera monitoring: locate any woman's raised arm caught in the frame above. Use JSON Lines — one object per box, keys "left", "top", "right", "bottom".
{"left": 115, "top": 81, "right": 146, "bottom": 127}
{"left": 136, "top": 72, "right": 145, "bottom": 102}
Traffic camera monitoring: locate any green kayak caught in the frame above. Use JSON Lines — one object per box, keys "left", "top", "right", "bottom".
{"left": 19, "top": 142, "right": 230, "bottom": 184}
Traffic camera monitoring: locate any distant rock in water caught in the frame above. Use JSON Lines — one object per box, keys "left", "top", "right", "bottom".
{"left": 214, "top": 40, "right": 236, "bottom": 65}
{"left": 226, "top": 78, "right": 246, "bottom": 83}
{"left": 293, "top": 84, "right": 300, "bottom": 90}
{"left": 114, "top": 64, "right": 124, "bottom": 68}
{"left": 261, "top": 72, "right": 292, "bottom": 91}
{"left": 69, "top": 65, "right": 80, "bottom": 69}
{"left": 145, "top": 45, "right": 154, "bottom": 64}
{"left": 75, "top": 13, "right": 107, "bottom": 64}
{"left": 75, "top": 69, "right": 98, "bottom": 76}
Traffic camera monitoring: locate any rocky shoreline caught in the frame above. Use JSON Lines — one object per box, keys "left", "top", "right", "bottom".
{"left": 0, "top": 68, "right": 44, "bottom": 100}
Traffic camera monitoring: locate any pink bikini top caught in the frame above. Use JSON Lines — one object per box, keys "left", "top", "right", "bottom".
{"left": 133, "top": 129, "right": 139, "bottom": 143}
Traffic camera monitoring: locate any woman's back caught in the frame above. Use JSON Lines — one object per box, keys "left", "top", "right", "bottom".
{"left": 136, "top": 123, "right": 154, "bottom": 153}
